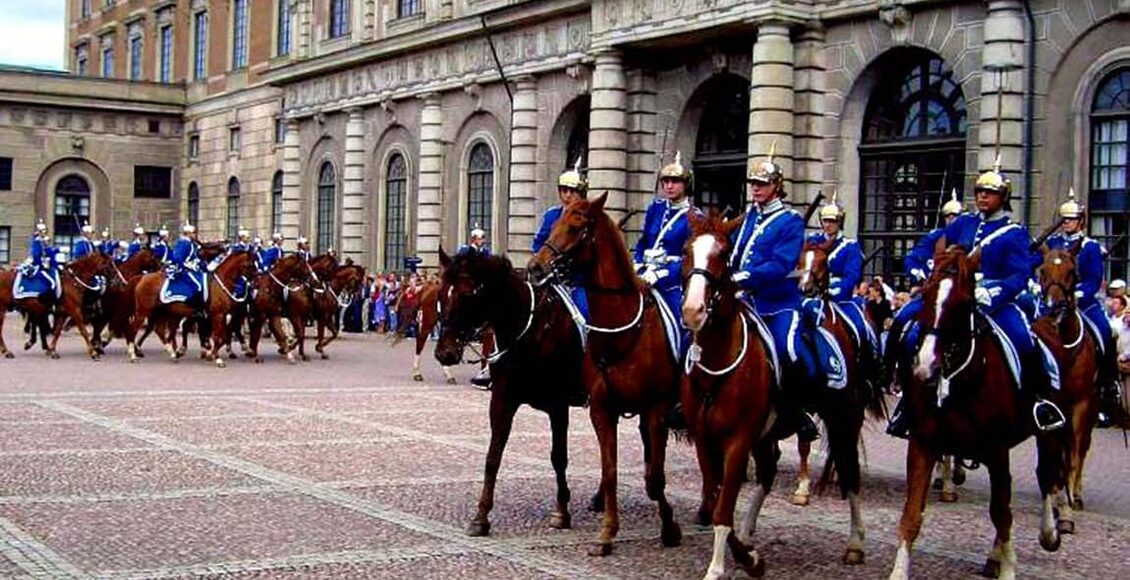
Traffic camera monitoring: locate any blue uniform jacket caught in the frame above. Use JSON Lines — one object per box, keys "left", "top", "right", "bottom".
{"left": 730, "top": 200, "right": 804, "bottom": 313}
{"left": 943, "top": 213, "right": 1032, "bottom": 312}
{"left": 29, "top": 235, "right": 50, "bottom": 265}
{"left": 71, "top": 237, "right": 96, "bottom": 260}
{"left": 532, "top": 205, "right": 564, "bottom": 252}
{"left": 170, "top": 237, "right": 199, "bottom": 272}
{"left": 127, "top": 240, "right": 146, "bottom": 258}
{"left": 456, "top": 244, "right": 491, "bottom": 257}
{"left": 633, "top": 198, "right": 697, "bottom": 291}
{"left": 904, "top": 228, "right": 946, "bottom": 284}
{"left": 151, "top": 241, "right": 169, "bottom": 263}
{"left": 1045, "top": 232, "right": 1105, "bottom": 309}
{"left": 257, "top": 245, "right": 283, "bottom": 270}
{"left": 230, "top": 242, "right": 252, "bottom": 254}
{"left": 805, "top": 233, "right": 862, "bottom": 300}
{"left": 98, "top": 240, "right": 117, "bottom": 256}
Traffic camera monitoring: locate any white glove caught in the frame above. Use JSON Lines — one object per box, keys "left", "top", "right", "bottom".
{"left": 640, "top": 269, "right": 659, "bottom": 286}
{"left": 731, "top": 271, "right": 750, "bottom": 283}
{"left": 1027, "top": 279, "right": 1041, "bottom": 296}
{"left": 974, "top": 286, "right": 992, "bottom": 306}
{"left": 910, "top": 268, "right": 927, "bottom": 283}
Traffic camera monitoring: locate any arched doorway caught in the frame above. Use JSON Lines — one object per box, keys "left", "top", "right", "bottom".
{"left": 858, "top": 48, "right": 967, "bottom": 287}
{"left": 1089, "top": 67, "right": 1130, "bottom": 279}
{"left": 53, "top": 174, "right": 92, "bottom": 257}
{"left": 693, "top": 73, "right": 750, "bottom": 216}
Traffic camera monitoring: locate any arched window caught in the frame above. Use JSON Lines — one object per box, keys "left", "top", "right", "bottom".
{"left": 384, "top": 153, "right": 407, "bottom": 272}
{"left": 694, "top": 73, "right": 751, "bottom": 215}
{"left": 859, "top": 50, "right": 967, "bottom": 287}
{"left": 226, "top": 176, "right": 241, "bottom": 240}
{"left": 466, "top": 142, "right": 494, "bottom": 243}
{"left": 317, "top": 162, "right": 336, "bottom": 253}
{"left": 53, "top": 174, "right": 91, "bottom": 255}
{"left": 187, "top": 181, "right": 200, "bottom": 227}
{"left": 271, "top": 171, "right": 284, "bottom": 234}
{"left": 1090, "top": 68, "right": 1130, "bottom": 279}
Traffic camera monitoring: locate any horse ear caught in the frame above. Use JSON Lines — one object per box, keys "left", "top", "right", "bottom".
{"left": 687, "top": 211, "right": 705, "bottom": 234}
{"left": 590, "top": 191, "right": 608, "bottom": 212}
{"left": 1039, "top": 245, "right": 1049, "bottom": 258}
{"left": 1069, "top": 239, "right": 1083, "bottom": 257}
{"left": 967, "top": 249, "right": 982, "bottom": 272}
{"left": 438, "top": 246, "right": 452, "bottom": 269}
{"left": 722, "top": 213, "right": 746, "bottom": 237}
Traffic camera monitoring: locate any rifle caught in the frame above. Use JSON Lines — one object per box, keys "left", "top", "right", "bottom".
{"left": 801, "top": 192, "right": 826, "bottom": 227}
{"left": 617, "top": 207, "right": 642, "bottom": 232}
{"left": 1029, "top": 218, "right": 1065, "bottom": 251}
{"left": 861, "top": 245, "right": 883, "bottom": 270}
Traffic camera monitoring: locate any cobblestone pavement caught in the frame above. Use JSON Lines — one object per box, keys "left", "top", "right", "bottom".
{"left": 1, "top": 318, "right": 1129, "bottom": 579}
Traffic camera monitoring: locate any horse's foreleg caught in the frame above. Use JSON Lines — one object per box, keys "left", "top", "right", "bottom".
{"left": 984, "top": 450, "right": 1017, "bottom": 580}
{"left": 246, "top": 314, "right": 264, "bottom": 362}
{"left": 316, "top": 319, "right": 329, "bottom": 359}
{"left": 792, "top": 440, "right": 812, "bottom": 506}
{"left": 643, "top": 408, "right": 680, "bottom": 548}
{"left": 467, "top": 393, "right": 519, "bottom": 537}
{"left": 939, "top": 456, "right": 959, "bottom": 502}
{"left": 46, "top": 313, "right": 64, "bottom": 359}
{"left": 548, "top": 405, "right": 572, "bottom": 530}
{"left": 703, "top": 435, "right": 754, "bottom": 580}
{"left": 692, "top": 422, "right": 719, "bottom": 526}
{"left": 1068, "top": 399, "right": 1095, "bottom": 513}
{"left": 210, "top": 312, "right": 228, "bottom": 368}
{"left": 889, "top": 438, "right": 935, "bottom": 580}
{"left": 68, "top": 305, "right": 99, "bottom": 360}
{"left": 589, "top": 395, "right": 620, "bottom": 556}
{"left": 738, "top": 439, "right": 777, "bottom": 546}
{"left": 0, "top": 310, "right": 12, "bottom": 358}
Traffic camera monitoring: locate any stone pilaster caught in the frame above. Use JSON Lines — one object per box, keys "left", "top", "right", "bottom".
{"left": 507, "top": 75, "right": 539, "bottom": 260}
{"left": 296, "top": 0, "right": 312, "bottom": 59}
{"left": 793, "top": 24, "right": 826, "bottom": 211}
{"left": 341, "top": 107, "right": 367, "bottom": 264}
{"left": 626, "top": 69, "right": 658, "bottom": 236}
{"left": 980, "top": 0, "right": 1026, "bottom": 199}
{"left": 748, "top": 20, "right": 796, "bottom": 189}
{"left": 416, "top": 94, "right": 444, "bottom": 267}
{"left": 587, "top": 49, "right": 629, "bottom": 215}
{"left": 280, "top": 117, "right": 302, "bottom": 248}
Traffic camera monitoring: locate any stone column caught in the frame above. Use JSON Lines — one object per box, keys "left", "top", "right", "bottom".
{"left": 793, "top": 24, "right": 826, "bottom": 213}
{"left": 280, "top": 117, "right": 302, "bottom": 248}
{"left": 341, "top": 107, "right": 367, "bottom": 263}
{"left": 980, "top": 0, "right": 1026, "bottom": 199}
{"left": 748, "top": 20, "right": 796, "bottom": 189}
{"left": 416, "top": 93, "right": 444, "bottom": 267}
{"left": 295, "top": 0, "right": 312, "bottom": 59}
{"left": 626, "top": 69, "right": 658, "bottom": 238}
{"left": 507, "top": 75, "right": 539, "bottom": 261}
{"left": 587, "top": 49, "right": 629, "bottom": 215}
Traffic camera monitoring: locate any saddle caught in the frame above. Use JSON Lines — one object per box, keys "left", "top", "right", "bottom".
{"left": 13, "top": 268, "right": 60, "bottom": 301}
{"left": 160, "top": 270, "right": 208, "bottom": 305}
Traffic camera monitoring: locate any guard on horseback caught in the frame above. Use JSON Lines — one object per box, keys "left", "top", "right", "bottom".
{"left": 126, "top": 224, "right": 148, "bottom": 258}
{"left": 729, "top": 150, "right": 821, "bottom": 442}
{"left": 458, "top": 226, "right": 491, "bottom": 256}
{"left": 162, "top": 223, "right": 206, "bottom": 305}
{"left": 151, "top": 226, "right": 170, "bottom": 264}
{"left": 532, "top": 159, "right": 590, "bottom": 323}
{"left": 231, "top": 228, "right": 254, "bottom": 253}
{"left": 634, "top": 151, "right": 700, "bottom": 356}
{"left": 70, "top": 222, "right": 97, "bottom": 260}
{"left": 16, "top": 220, "right": 61, "bottom": 299}
{"left": 295, "top": 236, "right": 312, "bottom": 262}
{"left": 257, "top": 232, "right": 284, "bottom": 271}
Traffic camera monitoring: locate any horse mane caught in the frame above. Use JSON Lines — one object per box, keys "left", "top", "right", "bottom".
{"left": 586, "top": 202, "right": 644, "bottom": 293}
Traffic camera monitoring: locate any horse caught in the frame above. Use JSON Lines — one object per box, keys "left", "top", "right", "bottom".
{"left": 888, "top": 246, "right": 1065, "bottom": 580}
{"left": 309, "top": 263, "right": 366, "bottom": 358}
{"left": 433, "top": 247, "right": 588, "bottom": 537}
{"left": 1031, "top": 245, "right": 1101, "bottom": 534}
{"left": 246, "top": 254, "right": 312, "bottom": 364}
{"left": 394, "top": 279, "right": 457, "bottom": 384}
{"left": 528, "top": 191, "right": 683, "bottom": 556}
{"left": 678, "top": 213, "right": 779, "bottom": 579}
{"left": 91, "top": 248, "right": 162, "bottom": 354}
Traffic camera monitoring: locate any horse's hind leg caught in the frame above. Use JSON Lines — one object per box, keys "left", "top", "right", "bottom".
{"left": 589, "top": 393, "right": 620, "bottom": 556}
{"left": 43, "top": 314, "right": 60, "bottom": 359}
{"left": 888, "top": 438, "right": 935, "bottom": 580}
{"left": 548, "top": 405, "right": 572, "bottom": 529}
{"left": 792, "top": 440, "right": 812, "bottom": 506}
{"left": 643, "top": 408, "right": 680, "bottom": 547}
{"left": 825, "top": 406, "right": 866, "bottom": 565}
{"left": 736, "top": 440, "right": 779, "bottom": 578}
{"left": 0, "top": 310, "right": 12, "bottom": 358}
{"left": 984, "top": 450, "right": 1018, "bottom": 580}
{"left": 467, "top": 392, "right": 520, "bottom": 537}
{"left": 939, "top": 457, "right": 959, "bottom": 502}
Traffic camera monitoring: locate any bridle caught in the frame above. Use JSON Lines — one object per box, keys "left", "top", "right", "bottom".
{"left": 537, "top": 220, "right": 594, "bottom": 286}
{"left": 919, "top": 268, "right": 979, "bottom": 406}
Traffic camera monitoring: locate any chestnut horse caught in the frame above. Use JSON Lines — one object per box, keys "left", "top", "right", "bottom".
{"left": 398, "top": 279, "right": 457, "bottom": 384}
{"left": 434, "top": 247, "right": 588, "bottom": 537}
{"left": 91, "top": 248, "right": 162, "bottom": 354}
{"left": 246, "top": 254, "right": 312, "bottom": 364}
{"left": 889, "top": 246, "right": 1065, "bottom": 580}
{"left": 1032, "top": 245, "right": 1100, "bottom": 535}
{"left": 528, "top": 192, "right": 682, "bottom": 556}
{"left": 309, "top": 263, "right": 366, "bottom": 358}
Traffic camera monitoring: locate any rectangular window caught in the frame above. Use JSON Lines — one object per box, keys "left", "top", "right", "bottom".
{"left": 193, "top": 11, "right": 207, "bottom": 81}
{"left": 75, "top": 45, "right": 88, "bottom": 76}
{"left": 231, "top": 0, "right": 248, "bottom": 69}
{"left": 0, "top": 157, "right": 12, "bottom": 191}
{"left": 158, "top": 25, "right": 172, "bottom": 82}
{"left": 229, "top": 127, "right": 241, "bottom": 152}
{"left": 276, "top": 0, "right": 291, "bottom": 56}
{"left": 188, "top": 134, "right": 200, "bottom": 159}
{"left": 100, "top": 42, "right": 114, "bottom": 77}
{"left": 128, "top": 23, "right": 142, "bottom": 81}
{"left": 0, "top": 227, "right": 9, "bottom": 265}
{"left": 274, "top": 117, "right": 286, "bottom": 144}
{"left": 134, "top": 166, "right": 172, "bottom": 199}
{"left": 147, "top": 119, "right": 160, "bottom": 134}
{"left": 329, "top": 0, "right": 349, "bottom": 39}
{"left": 397, "top": 0, "right": 421, "bottom": 18}
{"left": 80, "top": 0, "right": 91, "bottom": 18}
{"left": 226, "top": 195, "right": 239, "bottom": 240}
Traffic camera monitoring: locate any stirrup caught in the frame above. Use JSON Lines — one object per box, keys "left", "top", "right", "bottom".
{"left": 470, "top": 367, "right": 492, "bottom": 390}
{"left": 1032, "top": 399, "right": 1066, "bottom": 432}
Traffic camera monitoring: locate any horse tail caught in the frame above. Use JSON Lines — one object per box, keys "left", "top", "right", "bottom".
{"left": 864, "top": 374, "right": 888, "bottom": 422}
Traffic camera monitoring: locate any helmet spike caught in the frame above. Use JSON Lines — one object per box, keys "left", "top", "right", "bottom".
{"left": 767, "top": 141, "right": 777, "bottom": 165}
{"left": 573, "top": 156, "right": 582, "bottom": 173}
{"left": 992, "top": 152, "right": 1002, "bottom": 174}
{"left": 1068, "top": 186, "right": 1076, "bottom": 202}
{"left": 951, "top": 188, "right": 959, "bottom": 202}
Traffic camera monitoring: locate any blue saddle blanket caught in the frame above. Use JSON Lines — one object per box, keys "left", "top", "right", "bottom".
{"left": 550, "top": 283, "right": 588, "bottom": 351}
{"left": 13, "top": 268, "right": 61, "bottom": 300}
{"left": 650, "top": 287, "right": 685, "bottom": 364}
{"left": 160, "top": 270, "right": 208, "bottom": 304}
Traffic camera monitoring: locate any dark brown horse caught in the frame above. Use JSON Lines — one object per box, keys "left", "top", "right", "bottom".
{"left": 246, "top": 254, "right": 311, "bottom": 364}
{"left": 91, "top": 248, "right": 162, "bottom": 354}
{"left": 1032, "top": 245, "right": 1100, "bottom": 535}
{"left": 434, "top": 247, "right": 588, "bottom": 537}
{"left": 888, "top": 246, "right": 1064, "bottom": 580}
{"left": 309, "top": 264, "right": 366, "bottom": 358}
{"left": 528, "top": 192, "right": 682, "bottom": 556}
{"left": 678, "top": 214, "right": 778, "bottom": 579}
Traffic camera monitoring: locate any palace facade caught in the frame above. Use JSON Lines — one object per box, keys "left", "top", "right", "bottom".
{"left": 0, "top": 0, "right": 1127, "bottom": 283}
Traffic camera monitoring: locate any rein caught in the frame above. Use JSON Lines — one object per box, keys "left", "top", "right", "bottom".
{"left": 485, "top": 281, "right": 536, "bottom": 364}
{"left": 929, "top": 312, "right": 978, "bottom": 407}
{"left": 64, "top": 265, "right": 106, "bottom": 293}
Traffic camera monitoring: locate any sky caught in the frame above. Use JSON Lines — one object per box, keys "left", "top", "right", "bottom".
{"left": 0, "top": 0, "right": 66, "bottom": 70}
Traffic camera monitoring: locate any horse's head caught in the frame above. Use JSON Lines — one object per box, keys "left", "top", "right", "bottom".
{"left": 1037, "top": 244, "right": 1079, "bottom": 312}
{"left": 69, "top": 252, "right": 115, "bottom": 281}
{"left": 796, "top": 237, "right": 836, "bottom": 298}
{"left": 681, "top": 212, "right": 744, "bottom": 332}
{"left": 310, "top": 253, "right": 339, "bottom": 279}
{"left": 122, "top": 248, "right": 161, "bottom": 275}
{"left": 435, "top": 245, "right": 513, "bottom": 365}
{"left": 527, "top": 192, "right": 608, "bottom": 286}
{"left": 198, "top": 242, "right": 228, "bottom": 262}
{"left": 334, "top": 264, "right": 366, "bottom": 299}
{"left": 219, "top": 249, "right": 258, "bottom": 280}
{"left": 914, "top": 245, "right": 980, "bottom": 381}
{"left": 270, "top": 254, "right": 308, "bottom": 283}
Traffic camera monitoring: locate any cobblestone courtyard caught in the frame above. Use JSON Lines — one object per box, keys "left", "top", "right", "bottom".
{"left": 1, "top": 320, "right": 1128, "bottom": 579}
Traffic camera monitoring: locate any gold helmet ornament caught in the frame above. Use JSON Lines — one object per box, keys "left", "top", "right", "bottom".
{"left": 81, "top": 221, "right": 94, "bottom": 234}
{"left": 1058, "top": 187, "right": 1085, "bottom": 220}
{"left": 974, "top": 153, "right": 1011, "bottom": 197}
{"left": 182, "top": 223, "right": 196, "bottom": 234}
{"left": 158, "top": 225, "right": 169, "bottom": 238}
{"left": 747, "top": 142, "right": 785, "bottom": 187}
{"left": 557, "top": 158, "right": 588, "bottom": 193}
{"left": 470, "top": 224, "right": 486, "bottom": 240}
{"left": 818, "top": 190, "right": 845, "bottom": 222}
{"left": 941, "top": 189, "right": 964, "bottom": 216}
{"left": 133, "top": 223, "right": 145, "bottom": 236}
{"left": 35, "top": 219, "right": 48, "bottom": 233}
{"left": 659, "top": 151, "right": 693, "bottom": 181}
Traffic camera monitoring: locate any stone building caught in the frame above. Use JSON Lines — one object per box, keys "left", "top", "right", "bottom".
{"left": 0, "top": 0, "right": 1127, "bottom": 283}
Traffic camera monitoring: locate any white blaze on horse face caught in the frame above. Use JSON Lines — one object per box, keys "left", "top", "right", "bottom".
{"left": 683, "top": 234, "right": 717, "bottom": 331}
{"left": 914, "top": 278, "right": 953, "bottom": 381}
{"left": 800, "top": 250, "right": 814, "bottom": 290}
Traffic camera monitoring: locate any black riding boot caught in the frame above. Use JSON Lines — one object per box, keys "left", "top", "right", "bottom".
{"left": 1097, "top": 337, "right": 1128, "bottom": 428}
{"left": 470, "top": 366, "right": 492, "bottom": 390}
{"left": 885, "top": 395, "right": 910, "bottom": 439}
{"left": 1023, "top": 349, "right": 1066, "bottom": 432}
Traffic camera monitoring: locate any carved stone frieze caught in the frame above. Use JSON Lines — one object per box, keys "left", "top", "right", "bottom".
{"left": 878, "top": 0, "right": 912, "bottom": 45}
{"left": 595, "top": 0, "right": 755, "bottom": 33}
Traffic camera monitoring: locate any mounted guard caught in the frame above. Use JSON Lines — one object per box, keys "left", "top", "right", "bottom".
{"left": 14, "top": 220, "right": 61, "bottom": 300}
{"left": 458, "top": 225, "right": 491, "bottom": 256}
{"left": 126, "top": 223, "right": 148, "bottom": 259}
{"left": 257, "top": 232, "right": 284, "bottom": 271}
{"left": 231, "top": 228, "right": 254, "bottom": 253}
{"left": 70, "top": 222, "right": 97, "bottom": 260}
{"left": 151, "top": 225, "right": 170, "bottom": 264}
{"left": 98, "top": 227, "right": 116, "bottom": 256}
{"left": 532, "top": 158, "right": 590, "bottom": 326}
{"left": 161, "top": 223, "right": 207, "bottom": 305}
{"left": 295, "top": 236, "right": 313, "bottom": 262}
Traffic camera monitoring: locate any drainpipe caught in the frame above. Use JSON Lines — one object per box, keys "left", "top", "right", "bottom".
{"left": 1021, "top": 0, "right": 1036, "bottom": 226}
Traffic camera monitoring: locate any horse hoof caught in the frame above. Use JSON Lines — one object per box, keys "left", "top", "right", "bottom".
{"left": 320, "top": 353, "right": 329, "bottom": 360}
{"left": 588, "top": 542, "right": 613, "bottom": 557}
{"left": 23, "top": 341, "right": 33, "bottom": 351}
{"left": 49, "top": 351, "right": 60, "bottom": 360}
{"left": 446, "top": 377, "right": 457, "bottom": 385}
{"left": 1057, "top": 519, "right": 1075, "bottom": 535}
{"left": 412, "top": 373, "right": 424, "bottom": 382}
{"left": 1071, "top": 498, "right": 1084, "bottom": 511}
{"left": 842, "top": 548, "right": 865, "bottom": 565}
{"left": 3, "top": 352, "right": 13, "bottom": 359}
{"left": 694, "top": 506, "right": 712, "bottom": 527}
{"left": 939, "top": 491, "right": 958, "bottom": 503}
{"left": 660, "top": 522, "right": 682, "bottom": 547}
{"left": 301, "top": 355, "right": 310, "bottom": 362}
{"left": 466, "top": 520, "right": 490, "bottom": 537}
{"left": 548, "top": 511, "right": 571, "bottom": 530}
{"left": 791, "top": 493, "right": 810, "bottom": 507}
{"left": 587, "top": 493, "right": 604, "bottom": 513}
{"left": 982, "top": 559, "right": 1001, "bottom": 579}
{"left": 748, "top": 555, "right": 766, "bottom": 578}
{"left": 1040, "top": 530, "right": 1061, "bottom": 552}
{"left": 228, "top": 352, "right": 238, "bottom": 360}
{"left": 215, "top": 359, "right": 227, "bottom": 369}
{"left": 254, "top": 357, "right": 263, "bottom": 364}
